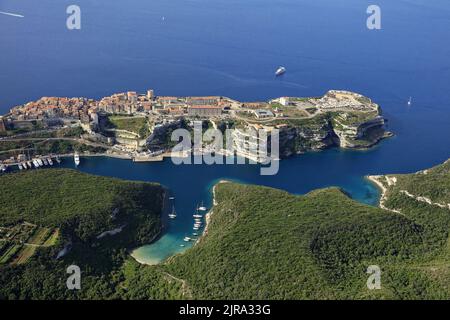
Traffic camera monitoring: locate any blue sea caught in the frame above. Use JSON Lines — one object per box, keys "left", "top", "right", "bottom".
{"left": 1, "top": 0, "right": 450, "bottom": 263}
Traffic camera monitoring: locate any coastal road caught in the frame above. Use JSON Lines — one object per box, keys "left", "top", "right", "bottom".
{"left": 0, "top": 137, "right": 110, "bottom": 149}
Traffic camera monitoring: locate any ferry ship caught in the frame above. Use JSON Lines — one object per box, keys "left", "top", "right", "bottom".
{"left": 275, "top": 66, "right": 286, "bottom": 76}
{"left": 74, "top": 152, "right": 80, "bottom": 166}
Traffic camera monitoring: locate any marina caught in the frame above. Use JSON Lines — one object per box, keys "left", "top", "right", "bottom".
{"left": 0, "top": 156, "right": 63, "bottom": 173}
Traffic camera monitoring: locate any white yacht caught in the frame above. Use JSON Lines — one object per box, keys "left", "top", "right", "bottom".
{"left": 275, "top": 66, "right": 286, "bottom": 76}
{"left": 198, "top": 201, "right": 207, "bottom": 211}
{"left": 168, "top": 205, "right": 177, "bottom": 219}
{"left": 74, "top": 152, "right": 80, "bottom": 166}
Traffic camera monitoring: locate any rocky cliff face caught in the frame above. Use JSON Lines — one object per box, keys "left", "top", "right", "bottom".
{"left": 146, "top": 119, "right": 190, "bottom": 152}
{"left": 277, "top": 113, "right": 390, "bottom": 158}
{"left": 331, "top": 114, "right": 390, "bottom": 149}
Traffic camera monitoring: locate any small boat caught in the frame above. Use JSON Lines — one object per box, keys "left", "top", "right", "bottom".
{"left": 183, "top": 237, "right": 192, "bottom": 242}
{"left": 32, "top": 159, "right": 40, "bottom": 168}
{"left": 48, "top": 158, "right": 54, "bottom": 166}
{"left": 192, "top": 232, "right": 198, "bottom": 236}
{"left": 168, "top": 205, "right": 177, "bottom": 219}
{"left": 275, "top": 66, "right": 286, "bottom": 76}
{"left": 21, "top": 163, "right": 27, "bottom": 170}
{"left": 193, "top": 226, "right": 200, "bottom": 230}
{"left": 169, "top": 196, "right": 175, "bottom": 200}
{"left": 43, "top": 158, "right": 49, "bottom": 166}
{"left": 37, "top": 159, "right": 44, "bottom": 166}
{"left": 407, "top": 97, "right": 412, "bottom": 106}
{"left": 198, "top": 201, "right": 207, "bottom": 211}
{"left": 193, "top": 214, "right": 202, "bottom": 218}
{"left": 180, "top": 244, "right": 185, "bottom": 247}
{"left": 74, "top": 152, "right": 80, "bottom": 166}
{"left": 56, "top": 157, "right": 61, "bottom": 164}
{"left": 27, "top": 161, "right": 33, "bottom": 169}
{"left": 0, "top": 164, "right": 6, "bottom": 172}
{"left": 18, "top": 163, "right": 23, "bottom": 170}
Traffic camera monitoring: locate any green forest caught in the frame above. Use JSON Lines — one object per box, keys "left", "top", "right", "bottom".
{"left": 0, "top": 159, "right": 449, "bottom": 299}
{"left": 0, "top": 169, "right": 165, "bottom": 299}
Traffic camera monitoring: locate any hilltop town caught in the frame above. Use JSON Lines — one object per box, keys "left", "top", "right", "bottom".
{"left": 0, "top": 89, "right": 392, "bottom": 166}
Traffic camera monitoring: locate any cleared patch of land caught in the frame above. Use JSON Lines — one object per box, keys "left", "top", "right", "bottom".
{"left": 27, "top": 227, "right": 51, "bottom": 246}
{"left": 12, "top": 245, "right": 37, "bottom": 265}
{"left": 43, "top": 229, "right": 59, "bottom": 247}
{"left": 108, "top": 116, "right": 149, "bottom": 138}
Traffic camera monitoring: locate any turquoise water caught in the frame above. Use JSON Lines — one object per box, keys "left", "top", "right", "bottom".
{"left": 2, "top": 0, "right": 450, "bottom": 262}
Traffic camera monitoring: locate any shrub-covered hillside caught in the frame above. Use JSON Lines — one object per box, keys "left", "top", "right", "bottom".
{"left": 159, "top": 158, "right": 450, "bottom": 299}
{"left": 0, "top": 169, "right": 165, "bottom": 299}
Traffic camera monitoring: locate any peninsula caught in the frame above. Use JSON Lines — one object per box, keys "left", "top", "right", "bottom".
{"left": 0, "top": 90, "right": 392, "bottom": 168}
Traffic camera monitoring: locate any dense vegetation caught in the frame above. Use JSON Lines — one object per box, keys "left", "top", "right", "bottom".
{"left": 0, "top": 169, "right": 165, "bottom": 299}
{"left": 1, "top": 159, "right": 449, "bottom": 300}
{"left": 107, "top": 116, "right": 150, "bottom": 139}
{"left": 156, "top": 159, "right": 450, "bottom": 299}
{"left": 0, "top": 139, "right": 106, "bottom": 161}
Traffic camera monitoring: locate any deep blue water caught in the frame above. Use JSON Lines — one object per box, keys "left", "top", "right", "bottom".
{"left": 1, "top": 0, "right": 450, "bottom": 263}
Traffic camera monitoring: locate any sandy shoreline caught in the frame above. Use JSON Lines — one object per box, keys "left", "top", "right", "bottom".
{"left": 130, "top": 180, "right": 230, "bottom": 266}
{"left": 366, "top": 175, "right": 401, "bottom": 214}
{"left": 129, "top": 187, "right": 170, "bottom": 265}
